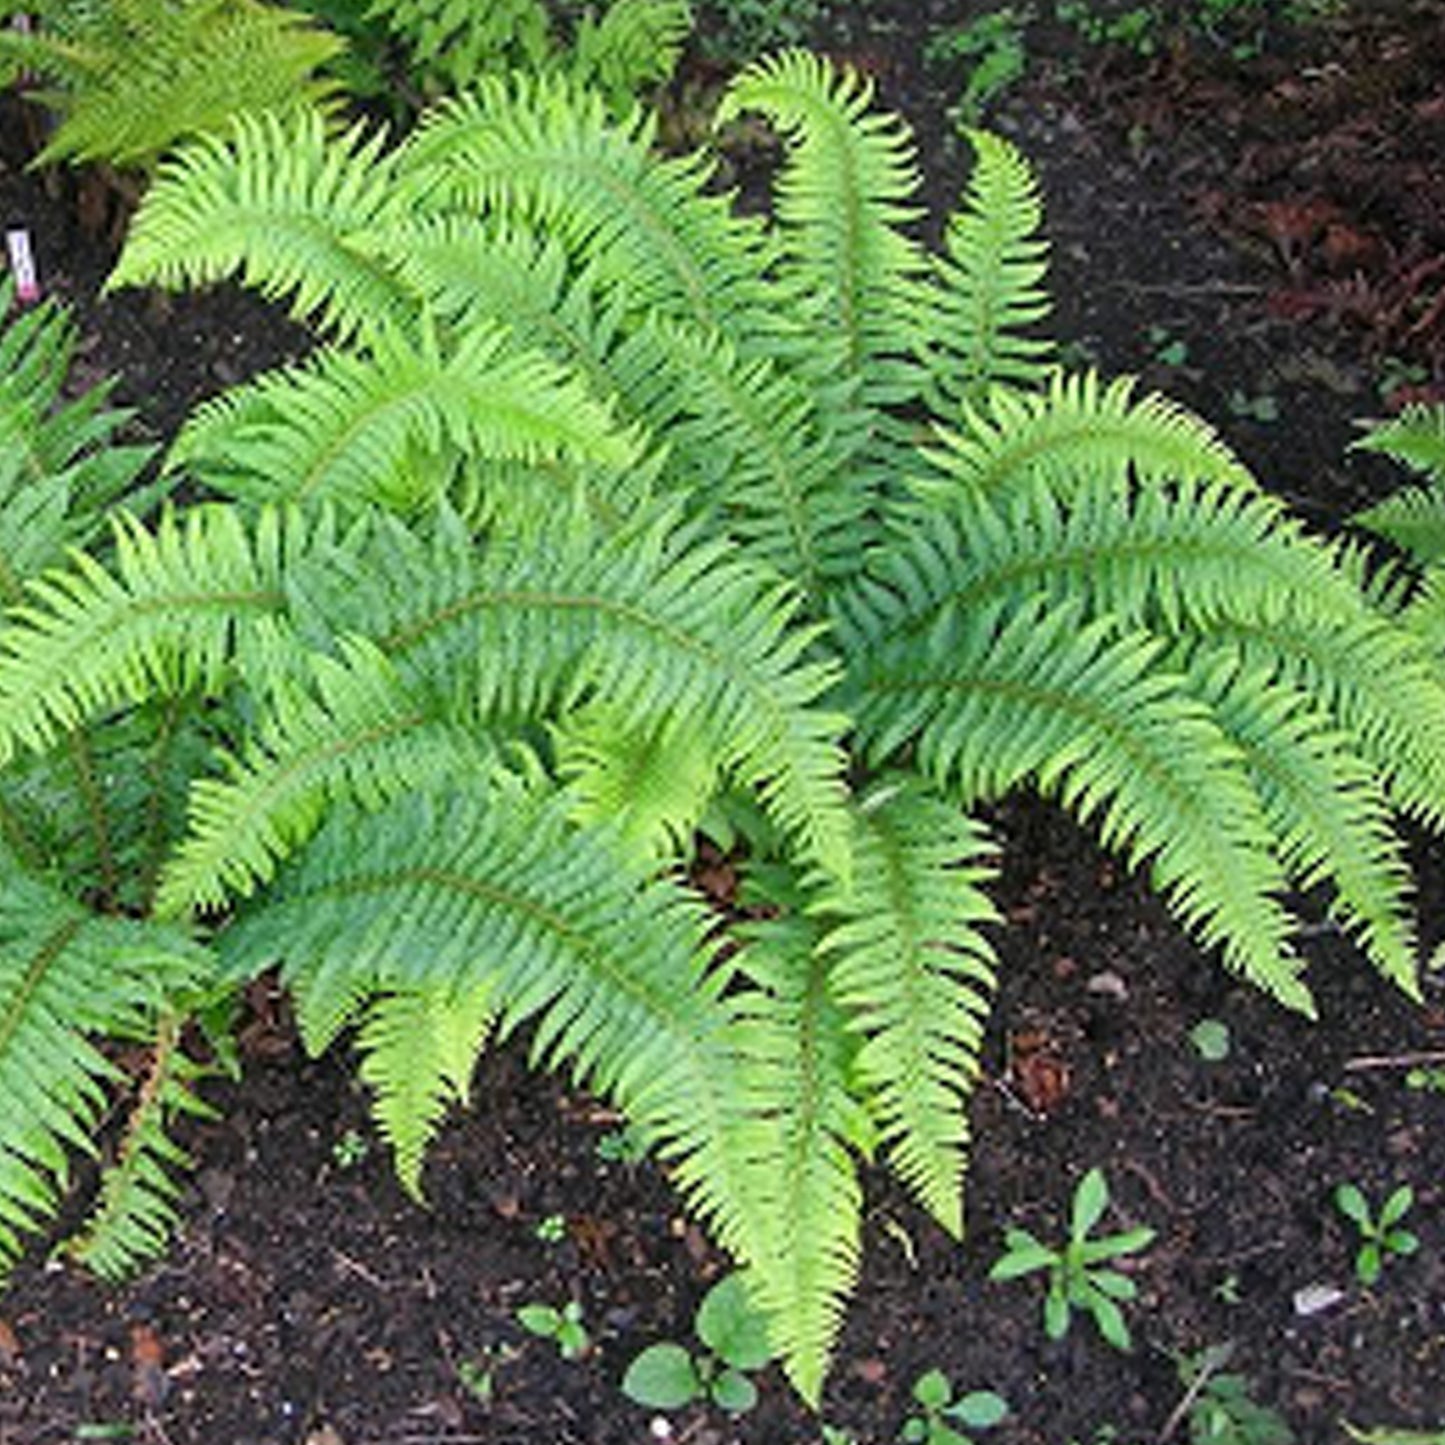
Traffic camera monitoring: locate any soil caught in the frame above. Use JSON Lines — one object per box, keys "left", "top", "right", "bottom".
{"left": 3, "top": 4, "right": 1445, "bottom": 1443}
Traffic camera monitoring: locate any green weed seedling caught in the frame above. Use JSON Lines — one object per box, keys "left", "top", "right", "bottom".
{"left": 1405, "top": 1065, "right": 1445, "bottom": 1095}
{"left": 623, "top": 1272, "right": 774, "bottom": 1414}
{"left": 1189, "top": 1018, "right": 1231, "bottom": 1062}
{"left": 330, "top": 1128, "right": 368, "bottom": 1169}
{"left": 595, "top": 1123, "right": 650, "bottom": 1164}
{"left": 989, "top": 1167, "right": 1155, "bottom": 1350}
{"left": 924, "top": 9, "right": 1030, "bottom": 126}
{"left": 901, "top": 1369, "right": 1007, "bottom": 1445}
{"left": 1170, "top": 1343, "right": 1293, "bottom": 1445}
{"left": 534, "top": 1212, "right": 567, "bottom": 1244}
{"left": 1334, "top": 1183, "right": 1418, "bottom": 1285}
{"left": 517, "top": 1299, "right": 590, "bottom": 1359}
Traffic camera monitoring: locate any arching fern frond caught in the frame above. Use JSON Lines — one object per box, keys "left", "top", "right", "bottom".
{"left": 157, "top": 636, "right": 497, "bottom": 915}
{"left": 927, "top": 127, "right": 1053, "bottom": 406}
{"left": 1353, "top": 404, "right": 1445, "bottom": 566}
{"left": 107, "top": 108, "right": 410, "bottom": 342}
{"left": 568, "top": 0, "right": 692, "bottom": 110}
{"left": 0, "top": 506, "right": 287, "bottom": 765}
{"left": 814, "top": 778, "right": 998, "bottom": 1236}
{"left": 355, "top": 983, "right": 494, "bottom": 1203}
{"left": 717, "top": 50, "right": 926, "bottom": 405}
{"left": 842, "top": 597, "right": 1304, "bottom": 1010}
{"left": 169, "top": 320, "right": 639, "bottom": 514}
{"left": 399, "top": 74, "right": 777, "bottom": 341}
{"left": 0, "top": 861, "right": 212, "bottom": 1282}
{"left": 919, "top": 370, "right": 1256, "bottom": 505}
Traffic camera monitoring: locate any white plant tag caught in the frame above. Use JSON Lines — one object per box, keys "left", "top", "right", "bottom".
{"left": 5, "top": 228, "right": 39, "bottom": 303}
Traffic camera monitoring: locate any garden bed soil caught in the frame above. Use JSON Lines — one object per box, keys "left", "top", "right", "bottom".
{"left": 2, "top": 4, "right": 1445, "bottom": 1442}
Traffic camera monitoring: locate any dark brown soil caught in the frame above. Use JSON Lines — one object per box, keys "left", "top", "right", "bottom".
{"left": 3, "top": 5, "right": 1444, "bottom": 1443}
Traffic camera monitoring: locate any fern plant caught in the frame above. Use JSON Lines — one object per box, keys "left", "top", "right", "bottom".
{"left": 5, "top": 59, "right": 1445, "bottom": 1405}
{"left": 0, "top": 0, "right": 344, "bottom": 170}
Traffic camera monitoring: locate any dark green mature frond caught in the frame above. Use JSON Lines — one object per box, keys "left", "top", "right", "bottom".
{"left": 843, "top": 597, "right": 1305, "bottom": 1010}
{"left": 362, "top": 0, "right": 551, "bottom": 91}
{"left": 11, "top": 0, "right": 344, "bottom": 170}
{"left": 814, "top": 779, "right": 998, "bottom": 1235}
{"left": 726, "top": 905, "right": 866, "bottom": 1404}
{"left": 399, "top": 74, "right": 778, "bottom": 340}
{"left": 169, "top": 320, "right": 639, "bottom": 514}
{"left": 355, "top": 984, "right": 494, "bottom": 1202}
{"left": 0, "top": 506, "right": 284, "bottom": 765}
{"left": 0, "top": 861, "right": 212, "bottom": 1281}
{"left": 67, "top": 1014, "right": 221, "bottom": 1279}
{"left": 1183, "top": 646, "right": 1417, "bottom": 995}
{"left": 927, "top": 128, "right": 1053, "bottom": 405}
{"left": 108, "top": 108, "right": 410, "bottom": 341}
{"left": 157, "top": 636, "right": 497, "bottom": 915}
{"left": 919, "top": 370, "right": 1256, "bottom": 505}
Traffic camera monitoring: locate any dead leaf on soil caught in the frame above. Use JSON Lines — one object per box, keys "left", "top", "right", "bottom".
{"left": 0, "top": 1317, "right": 19, "bottom": 1364}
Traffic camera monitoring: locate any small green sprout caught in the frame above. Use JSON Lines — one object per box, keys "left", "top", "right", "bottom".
{"left": 622, "top": 1272, "right": 774, "bottom": 1414}
{"left": 989, "top": 1166, "right": 1155, "bottom": 1350}
{"left": 330, "top": 1128, "right": 368, "bottom": 1169}
{"left": 517, "top": 1299, "right": 590, "bottom": 1359}
{"left": 1334, "top": 1183, "right": 1418, "bottom": 1285}
{"left": 1405, "top": 1065, "right": 1445, "bottom": 1095}
{"left": 900, "top": 1370, "right": 1008, "bottom": 1445}
{"left": 595, "top": 1124, "right": 650, "bottom": 1164}
{"left": 534, "top": 1212, "right": 567, "bottom": 1244}
{"left": 1189, "top": 1018, "right": 1231, "bottom": 1062}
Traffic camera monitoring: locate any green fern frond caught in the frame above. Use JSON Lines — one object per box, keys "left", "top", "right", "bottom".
{"left": 927, "top": 127, "right": 1053, "bottom": 404}
{"left": 0, "top": 506, "right": 283, "bottom": 765}
{"left": 67, "top": 1013, "right": 220, "bottom": 1279}
{"left": 362, "top": 0, "right": 552, "bottom": 91}
{"left": 11, "top": 0, "right": 345, "bottom": 170}
{"left": 368, "top": 513, "right": 852, "bottom": 878}
{"left": 814, "top": 779, "right": 998, "bottom": 1235}
{"left": 717, "top": 49, "right": 926, "bottom": 400}
{"left": 725, "top": 905, "right": 866, "bottom": 1404}
{"left": 169, "top": 320, "right": 639, "bottom": 514}
{"left": 1353, "top": 406, "right": 1445, "bottom": 565}
{"left": 921, "top": 370, "right": 1256, "bottom": 505}
{"left": 157, "top": 636, "right": 497, "bottom": 915}
{"left": 1184, "top": 646, "right": 1417, "bottom": 996}
{"left": 107, "top": 108, "right": 410, "bottom": 341}
{"left": 355, "top": 983, "right": 494, "bottom": 1202}
{"left": 0, "top": 863, "right": 212, "bottom": 1282}
{"left": 844, "top": 597, "right": 1305, "bottom": 1010}
{"left": 400, "top": 74, "right": 777, "bottom": 340}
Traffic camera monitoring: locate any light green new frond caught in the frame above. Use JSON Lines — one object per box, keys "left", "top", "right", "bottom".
{"left": 109, "top": 108, "right": 411, "bottom": 342}
{"left": 718, "top": 50, "right": 926, "bottom": 399}
{"left": 921, "top": 371, "right": 1256, "bottom": 505}
{"left": 370, "top": 515, "right": 852, "bottom": 878}
{"left": 0, "top": 863, "right": 212, "bottom": 1281}
{"left": 814, "top": 779, "right": 998, "bottom": 1235}
{"left": 1184, "top": 646, "right": 1418, "bottom": 996}
{"left": 556, "top": 706, "right": 718, "bottom": 866}
{"left": 569, "top": 0, "right": 692, "bottom": 108}
{"left": 726, "top": 905, "right": 866, "bottom": 1404}
{"left": 355, "top": 983, "right": 494, "bottom": 1202}
{"left": 844, "top": 597, "right": 1305, "bottom": 1010}
{"left": 169, "top": 322, "right": 638, "bottom": 514}
{"left": 67, "top": 1014, "right": 221, "bottom": 1279}
{"left": 0, "top": 506, "right": 282, "bottom": 765}
{"left": 157, "top": 636, "right": 497, "bottom": 915}
{"left": 928, "top": 128, "right": 1052, "bottom": 404}
{"left": 32, "top": 1, "right": 345, "bottom": 170}
{"left": 400, "top": 75, "right": 776, "bottom": 339}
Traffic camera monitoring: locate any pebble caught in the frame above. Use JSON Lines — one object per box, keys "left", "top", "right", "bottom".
{"left": 1292, "top": 1282, "right": 1346, "bottom": 1317}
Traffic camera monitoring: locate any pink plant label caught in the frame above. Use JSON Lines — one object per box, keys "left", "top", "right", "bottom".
{"left": 5, "top": 229, "right": 39, "bottom": 303}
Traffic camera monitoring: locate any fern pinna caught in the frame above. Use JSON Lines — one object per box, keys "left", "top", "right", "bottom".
{"left": 5, "top": 58, "right": 1445, "bottom": 1402}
